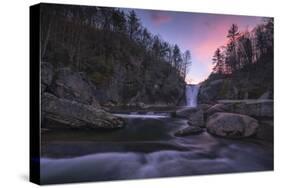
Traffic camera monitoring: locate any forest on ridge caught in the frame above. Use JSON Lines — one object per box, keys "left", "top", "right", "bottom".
{"left": 41, "top": 4, "right": 191, "bottom": 105}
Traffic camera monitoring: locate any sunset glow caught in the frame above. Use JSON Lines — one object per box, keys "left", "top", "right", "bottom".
{"left": 134, "top": 10, "right": 262, "bottom": 84}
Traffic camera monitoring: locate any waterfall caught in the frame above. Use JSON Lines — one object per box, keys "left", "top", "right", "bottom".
{"left": 185, "top": 84, "right": 200, "bottom": 107}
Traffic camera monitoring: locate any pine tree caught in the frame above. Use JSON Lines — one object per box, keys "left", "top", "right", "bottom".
{"left": 212, "top": 48, "right": 224, "bottom": 74}
{"left": 226, "top": 24, "right": 240, "bottom": 71}
{"left": 127, "top": 10, "right": 140, "bottom": 40}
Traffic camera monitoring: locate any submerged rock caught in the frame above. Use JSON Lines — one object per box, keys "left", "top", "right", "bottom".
{"left": 206, "top": 112, "right": 259, "bottom": 138}
{"left": 41, "top": 93, "right": 125, "bottom": 129}
{"left": 174, "top": 126, "right": 203, "bottom": 137}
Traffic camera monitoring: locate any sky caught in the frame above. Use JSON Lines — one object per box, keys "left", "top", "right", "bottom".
{"left": 129, "top": 9, "right": 262, "bottom": 84}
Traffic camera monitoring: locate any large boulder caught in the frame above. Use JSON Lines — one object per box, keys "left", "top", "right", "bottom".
{"left": 206, "top": 112, "right": 259, "bottom": 138}
{"left": 49, "top": 68, "right": 99, "bottom": 107}
{"left": 41, "top": 93, "right": 124, "bottom": 129}
{"left": 218, "top": 99, "right": 273, "bottom": 118}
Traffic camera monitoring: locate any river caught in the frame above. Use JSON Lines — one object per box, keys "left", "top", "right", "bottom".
{"left": 40, "top": 110, "right": 273, "bottom": 184}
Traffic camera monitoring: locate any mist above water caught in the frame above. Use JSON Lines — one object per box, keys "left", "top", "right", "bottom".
{"left": 41, "top": 115, "right": 273, "bottom": 184}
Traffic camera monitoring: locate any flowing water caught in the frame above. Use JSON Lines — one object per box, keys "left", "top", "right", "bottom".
{"left": 186, "top": 84, "right": 200, "bottom": 107}
{"left": 40, "top": 111, "right": 273, "bottom": 184}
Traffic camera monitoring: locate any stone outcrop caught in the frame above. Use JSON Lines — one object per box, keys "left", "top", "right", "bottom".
{"left": 205, "top": 104, "right": 230, "bottom": 119}
{"left": 174, "top": 126, "right": 203, "bottom": 137}
{"left": 198, "top": 79, "right": 238, "bottom": 104}
{"left": 206, "top": 112, "right": 259, "bottom": 138}
{"left": 49, "top": 67, "right": 100, "bottom": 107}
{"left": 218, "top": 99, "right": 273, "bottom": 118}
{"left": 175, "top": 107, "right": 204, "bottom": 127}
{"left": 40, "top": 62, "right": 124, "bottom": 130}
{"left": 41, "top": 93, "right": 124, "bottom": 129}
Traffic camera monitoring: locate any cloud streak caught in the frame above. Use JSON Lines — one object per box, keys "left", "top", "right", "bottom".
{"left": 150, "top": 12, "right": 172, "bottom": 26}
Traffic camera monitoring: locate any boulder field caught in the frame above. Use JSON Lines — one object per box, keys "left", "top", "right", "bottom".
{"left": 174, "top": 100, "right": 273, "bottom": 140}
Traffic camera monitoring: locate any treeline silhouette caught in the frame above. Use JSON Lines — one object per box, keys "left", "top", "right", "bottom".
{"left": 212, "top": 18, "right": 273, "bottom": 75}
{"left": 40, "top": 4, "right": 191, "bottom": 85}
{"left": 209, "top": 18, "right": 273, "bottom": 99}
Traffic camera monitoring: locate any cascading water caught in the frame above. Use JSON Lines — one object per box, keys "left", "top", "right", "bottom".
{"left": 185, "top": 84, "right": 200, "bottom": 107}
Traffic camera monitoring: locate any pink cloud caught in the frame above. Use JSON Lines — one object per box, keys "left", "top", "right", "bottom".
{"left": 150, "top": 12, "right": 172, "bottom": 26}
{"left": 192, "top": 21, "right": 233, "bottom": 65}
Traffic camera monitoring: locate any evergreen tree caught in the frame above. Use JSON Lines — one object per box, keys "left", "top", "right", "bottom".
{"left": 172, "top": 45, "right": 183, "bottom": 73}
{"left": 127, "top": 10, "right": 140, "bottom": 41}
{"left": 226, "top": 24, "right": 240, "bottom": 71}
{"left": 212, "top": 48, "right": 224, "bottom": 74}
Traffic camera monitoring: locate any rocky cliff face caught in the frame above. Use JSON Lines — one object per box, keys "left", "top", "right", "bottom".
{"left": 41, "top": 62, "right": 124, "bottom": 130}
{"left": 94, "top": 59, "right": 186, "bottom": 106}
{"left": 198, "top": 77, "right": 273, "bottom": 104}
{"left": 198, "top": 79, "right": 237, "bottom": 104}
{"left": 198, "top": 60, "right": 273, "bottom": 104}
{"left": 41, "top": 60, "right": 186, "bottom": 129}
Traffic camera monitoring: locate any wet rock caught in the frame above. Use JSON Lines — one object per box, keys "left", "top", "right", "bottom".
{"left": 198, "top": 104, "right": 212, "bottom": 112}
{"left": 175, "top": 107, "right": 198, "bottom": 118}
{"left": 41, "top": 93, "right": 125, "bottom": 129}
{"left": 189, "top": 109, "right": 205, "bottom": 127}
{"left": 206, "top": 112, "right": 259, "bottom": 138}
{"left": 174, "top": 126, "right": 204, "bottom": 137}
{"left": 175, "top": 107, "right": 204, "bottom": 127}
{"left": 205, "top": 103, "right": 230, "bottom": 118}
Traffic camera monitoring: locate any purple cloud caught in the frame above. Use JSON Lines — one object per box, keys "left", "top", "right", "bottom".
{"left": 150, "top": 12, "right": 172, "bottom": 26}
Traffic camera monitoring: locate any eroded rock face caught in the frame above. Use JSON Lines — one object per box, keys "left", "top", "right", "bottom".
{"left": 41, "top": 62, "right": 54, "bottom": 92}
{"left": 198, "top": 79, "right": 238, "bottom": 104}
{"left": 49, "top": 68, "right": 99, "bottom": 107}
{"left": 206, "top": 112, "right": 259, "bottom": 138}
{"left": 218, "top": 100, "right": 273, "bottom": 118}
{"left": 41, "top": 93, "right": 124, "bottom": 129}
{"left": 40, "top": 63, "right": 126, "bottom": 130}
